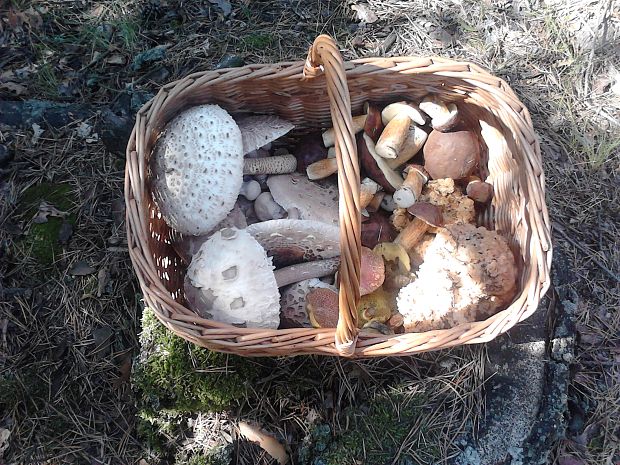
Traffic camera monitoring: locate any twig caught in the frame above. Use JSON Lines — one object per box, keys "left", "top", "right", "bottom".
{"left": 552, "top": 221, "right": 620, "bottom": 283}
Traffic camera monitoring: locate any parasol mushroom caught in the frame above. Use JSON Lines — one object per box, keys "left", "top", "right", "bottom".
{"left": 185, "top": 228, "right": 280, "bottom": 328}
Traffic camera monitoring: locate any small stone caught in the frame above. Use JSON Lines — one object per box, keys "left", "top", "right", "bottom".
{"left": 69, "top": 260, "right": 96, "bottom": 276}
{"left": 216, "top": 54, "right": 244, "bottom": 69}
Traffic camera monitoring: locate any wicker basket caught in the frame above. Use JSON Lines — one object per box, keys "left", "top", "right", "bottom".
{"left": 125, "top": 35, "right": 552, "bottom": 357}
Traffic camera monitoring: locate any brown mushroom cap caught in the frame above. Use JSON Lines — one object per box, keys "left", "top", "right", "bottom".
{"left": 360, "top": 247, "right": 385, "bottom": 296}
{"left": 293, "top": 134, "right": 329, "bottom": 174}
{"left": 358, "top": 133, "right": 403, "bottom": 193}
{"left": 407, "top": 202, "right": 444, "bottom": 228}
{"left": 306, "top": 288, "right": 340, "bottom": 328}
{"left": 466, "top": 177, "right": 494, "bottom": 203}
{"left": 423, "top": 130, "right": 480, "bottom": 180}
{"left": 363, "top": 102, "right": 384, "bottom": 143}
{"left": 361, "top": 210, "right": 397, "bottom": 248}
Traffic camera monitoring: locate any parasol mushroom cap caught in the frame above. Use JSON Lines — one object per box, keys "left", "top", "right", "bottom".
{"left": 423, "top": 130, "right": 480, "bottom": 180}
{"left": 173, "top": 204, "right": 247, "bottom": 264}
{"left": 407, "top": 202, "right": 444, "bottom": 228}
{"left": 185, "top": 227, "right": 280, "bottom": 328}
{"left": 267, "top": 174, "right": 339, "bottom": 226}
{"left": 247, "top": 219, "right": 340, "bottom": 268}
{"left": 280, "top": 278, "right": 336, "bottom": 328}
{"left": 151, "top": 104, "right": 244, "bottom": 235}
{"left": 236, "top": 115, "right": 294, "bottom": 154}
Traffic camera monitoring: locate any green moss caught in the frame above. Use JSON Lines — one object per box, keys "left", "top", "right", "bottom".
{"left": 302, "top": 393, "right": 435, "bottom": 465}
{"left": 133, "top": 309, "right": 263, "bottom": 414}
{"left": 17, "top": 183, "right": 77, "bottom": 265}
{"left": 243, "top": 33, "right": 273, "bottom": 49}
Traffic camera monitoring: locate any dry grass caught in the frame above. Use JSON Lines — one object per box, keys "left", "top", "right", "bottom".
{"left": 1, "top": 0, "right": 619, "bottom": 463}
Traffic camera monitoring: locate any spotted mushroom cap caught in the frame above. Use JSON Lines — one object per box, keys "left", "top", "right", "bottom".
{"left": 266, "top": 174, "right": 339, "bottom": 226}
{"left": 247, "top": 219, "right": 340, "bottom": 268}
{"left": 185, "top": 228, "right": 280, "bottom": 328}
{"left": 235, "top": 115, "right": 294, "bottom": 154}
{"left": 151, "top": 104, "right": 243, "bottom": 235}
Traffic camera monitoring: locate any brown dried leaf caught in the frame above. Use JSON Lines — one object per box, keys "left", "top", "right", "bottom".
{"left": 32, "top": 201, "right": 69, "bottom": 224}
{"left": 238, "top": 421, "right": 289, "bottom": 464}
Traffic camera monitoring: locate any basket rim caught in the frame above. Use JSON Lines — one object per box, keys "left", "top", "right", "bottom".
{"left": 125, "top": 51, "right": 553, "bottom": 357}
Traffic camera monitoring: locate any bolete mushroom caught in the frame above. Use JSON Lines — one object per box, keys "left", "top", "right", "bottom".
{"left": 375, "top": 113, "right": 412, "bottom": 159}
{"left": 360, "top": 247, "right": 385, "bottom": 296}
{"left": 357, "top": 288, "right": 392, "bottom": 327}
{"left": 280, "top": 278, "right": 336, "bottom": 328}
{"left": 359, "top": 133, "right": 403, "bottom": 193}
{"left": 397, "top": 224, "right": 518, "bottom": 332}
{"left": 381, "top": 101, "right": 426, "bottom": 126}
{"left": 419, "top": 95, "right": 459, "bottom": 132}
{"left": 395, "top": 202, "right": 443, "bottom": 250}
{"left": 386, "top": 126, "right": 428, "bottom": 170}
{"left": 267, "top": 174, "right": 339, "bottom": 226}
{"left": 306, "top": 287, "right": 340, "bottom": 328}
{"left": 322, "top": 114, "right": 367, "bottom": 147}
{"left": 363, "top": 102, "right": 384, "bottom": 143}
{"left": 151, "top": 104, "right": 296, "bottom": 235}
{"left": 393, "top": 164, "right": 429, "bottom": 208}
{"left": 465, "top": 176, "right": 494, "bottom": 204}
{"left": 361, "top": 210, "right": 397, "bottom": 248}
{"left": 293, "top": 134, "right": 328, "bottom": 174}
{"left": 423, "top": 130, "right": 480, "bottom": 180}
{"left": 185, "top": 228, "right": 280, "bottom": 328}
{"left": 247, "top": 219, "right": 340, "bottom": 268}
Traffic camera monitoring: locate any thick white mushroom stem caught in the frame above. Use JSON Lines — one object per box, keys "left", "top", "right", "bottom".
{"left": 360, "top": 178, "right": 380, "bottom": 209}
{"left": 307, "top": 158, "right": 338, "bottom": 180}
{"left": 381, "top": 102, "right": 426, "bottom": 125}
{"left": 375, "top": 114, "right": 411, "bottom": 159}
{"left": 243, "top": 154, "right": 297, "bottom": 175}
{"left": 393, "top": 166, "right": 428, "bottom": 208}
{"left": 274, "top": 257, "right": 340, "bottom": 288}
{"left": 386, "top": 127, "right": 428, "bottom": 169}
{"left": 322, "top": 114, "right": 367, "bottom": 147}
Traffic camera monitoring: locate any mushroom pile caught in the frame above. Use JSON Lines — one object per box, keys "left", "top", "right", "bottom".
{"left": 150, "top": 98, "right": 518, "bottom": 333}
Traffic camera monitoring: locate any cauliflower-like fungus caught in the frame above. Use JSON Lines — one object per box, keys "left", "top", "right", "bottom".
{"left": 397, "top": 224, "right": 518, "bottom": 332}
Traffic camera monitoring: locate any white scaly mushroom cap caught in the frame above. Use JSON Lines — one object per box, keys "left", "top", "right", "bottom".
{"left": 151, "top": 104, "right": 243, "bottom": 235}
{"left": 186, "top": 228, "right": 280, "bottom": 328}
{"left": 236, "top": 115, "right": 294, "bottom": 154}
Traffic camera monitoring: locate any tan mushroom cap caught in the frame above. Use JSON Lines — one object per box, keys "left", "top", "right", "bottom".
{"left": 423, "top": 130, "right": 480, "bottom": 180}
{"left": 306, "top": 288, "right": 340, "bottom": 328}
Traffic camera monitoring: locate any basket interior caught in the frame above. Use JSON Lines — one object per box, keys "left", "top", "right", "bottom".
{"left": 141, "top": 63, "right": 538, "bottom": 327}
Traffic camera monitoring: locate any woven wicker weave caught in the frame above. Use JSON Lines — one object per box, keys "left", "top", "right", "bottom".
{"left": 125, "top": 35, "right": 552, "bottom": 357}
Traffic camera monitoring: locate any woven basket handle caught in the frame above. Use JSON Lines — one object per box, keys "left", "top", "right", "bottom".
{"left": 304, "top": 35, "right": 361, "bottom": 355}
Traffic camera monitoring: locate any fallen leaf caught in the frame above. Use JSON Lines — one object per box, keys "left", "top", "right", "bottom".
{"left": 69, "top": 260, "right": 96, "bottom": 276}
{"left": 106, "top": 54, "right": 126, "bottom": 65}
{"left": 32, "top": 201, "right": 69, "bottom": 224}
{"left": 0, "top": 82, "right": 27, "bottom": 95}
{"left": 0, "top": 428, "right": 10, "bottom": 456}
{"left": 351, "top": 3, "right": 378, "bottom": 23}
{"left": 238, "top": 422, "right": 288, "bottom": 464}
{"left": 96, "top": 266, "right": 109, "bottom": 297}
{"left": 58, "top": 221, "right": 73, "bottom": 244}
{"left": 113, "top": 352, "right": 132, "bottom": 388}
